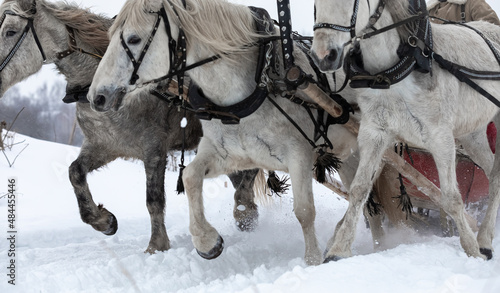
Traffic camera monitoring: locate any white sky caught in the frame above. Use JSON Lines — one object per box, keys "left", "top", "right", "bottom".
{"left": 11, "top": 0, "right": 500, "bottom": 95}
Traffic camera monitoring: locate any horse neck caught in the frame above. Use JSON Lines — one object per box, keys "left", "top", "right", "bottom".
{"left": 53, "top": 45, "right": 101, "bottom": 88}
{"left": 38, "top": 7, "right": 107, "bottom": 88}
{"left": 358, "top": 8, "right": 403, "bottom": 73}
{"left": 186, "top": 43, "right": 260, "bottom": 106}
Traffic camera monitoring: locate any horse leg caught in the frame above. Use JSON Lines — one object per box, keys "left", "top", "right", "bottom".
{"left": 428, "top": 132, "right": 483, "bottom": 259}
{"left": 143, "top": 149, "right": 169, "bottom": 253}
{"left": 228, "top": 169, "right": 259, "bottom": 232}
{"left": 324, "top": 128, "right": 391, "bottom": 261}
{"left": 339, "top": 150, "right": 386, "bottom": 250}
{"left": 289, "top": 157, "right": 322, "bottom": 265}
{"left": 182, "top": 140, "right": 224, "bottom": 259}
{"left": 476, "top": 116, "right": 500, "bottom": 259}
{"left": 456, "top": 128, "right": 494, "bottom": 174}
{"left": 364, "top": 191, "right": 385, "bottom": 250}
{"left": 69, "top": 143, "right": 117, "bottom": 235}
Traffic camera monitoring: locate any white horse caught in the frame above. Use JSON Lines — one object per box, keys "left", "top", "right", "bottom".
{"left": 311, "top": 0, "right": 500, "bottom": 260}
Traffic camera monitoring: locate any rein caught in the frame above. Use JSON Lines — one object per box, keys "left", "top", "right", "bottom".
{"left": 0, "top": 4, "right": 46, "bottom": 72}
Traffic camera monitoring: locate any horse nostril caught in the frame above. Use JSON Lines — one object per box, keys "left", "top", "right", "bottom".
{"left": 326, "top": 49, "right": 338, "bottom": 63}
{"left": 94, "top": 95, "right": 106, "bottom": 107}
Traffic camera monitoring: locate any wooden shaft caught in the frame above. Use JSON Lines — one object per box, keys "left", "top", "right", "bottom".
{"left": 287, "top": 66, "right": 344, "bottom": 118}
{"left": 317, "top": 175, "right": 349, "bottom": 200}
{"left": 381, "top": 149, "right": 441, "bottom": 205}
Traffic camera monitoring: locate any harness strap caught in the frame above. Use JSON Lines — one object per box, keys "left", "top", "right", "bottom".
{"left": 460, "top": 4, "right": 466, "bottom": 23}
{"left": 432, "top": 16, "right": 500, "bottom": 65}
{"left": 56, "top": 27, "right": 103, "bottom": 60}
{"left": 27, "top": 17, "right": 46, "bottom": 61}
{"left": 266, "top": 95, "right": 317, "bottom": 149}
{"left": 277, "top": 0, "right": 295, "bottom": 70}
{"left": 432, "top": 52, "right": 500, "bottom": 108}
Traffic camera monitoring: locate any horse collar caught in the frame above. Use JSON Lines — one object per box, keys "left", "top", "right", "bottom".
{"left": 344, "top": 0, "right": 434, "bottom": 89}
{"left": 187, "top": 6, "right": 275, "bottom": 124}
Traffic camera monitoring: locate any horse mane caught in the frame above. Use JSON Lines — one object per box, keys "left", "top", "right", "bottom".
{"left": 111, "top": 0, "right": 269, "bottom": 61}
{"left": 384, "top": 0, "right": 423, "bottom": 43}
{"left": 9, "top": 0, "right": 112, "bottom": 55}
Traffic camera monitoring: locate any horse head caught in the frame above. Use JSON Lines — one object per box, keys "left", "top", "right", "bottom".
{"left": 0, "top": 0, "right": 47, "bottom": 97}
{"left": 88, "top": 0, "right": 177, "bottom": 112}
{"left": 311, "top": 0, "right": 383, "bottom": 72}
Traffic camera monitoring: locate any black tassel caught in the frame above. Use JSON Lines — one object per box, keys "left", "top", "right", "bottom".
{"left": 365, "top": 191, "right": 382, "bottom": 217}
{"left": 267, "top": 171, "right": 290, "bottom": 196}
{"left": 393, "top": 174, "right": 413, "bottom": 220}
{"left": 176, "top": 165, "right": 185, "bottom": 194}
{"left": 313, "top": 149, "right": 341, "bottom": 183}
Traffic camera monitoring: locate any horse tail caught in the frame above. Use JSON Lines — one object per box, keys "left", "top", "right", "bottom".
{"left": 253, "top": 169, "right": 272, "bottom": 206}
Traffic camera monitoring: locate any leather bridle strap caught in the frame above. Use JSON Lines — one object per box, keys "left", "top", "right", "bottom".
{"left": 120, "top": 9, "right": 163, "bottom": 85}
{"left": 313, "top": 0, "right": 361, "bottom": 38}
{"left": 0, "top": 9, "right": 46, "bottom": 72}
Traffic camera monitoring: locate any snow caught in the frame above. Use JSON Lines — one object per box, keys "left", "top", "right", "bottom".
{"left": 1, "top": 133, "right": 500, "bottom": 293}
{"left": 2, "top": 0, "right": 500, "bottom": 291}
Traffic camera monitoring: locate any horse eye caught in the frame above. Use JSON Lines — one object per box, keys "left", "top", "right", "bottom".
{"left": 6, "top": 30, "right": 16, "bottom": 37}
{"left": 127, "top": 36, "right": 142, "bottom": 45}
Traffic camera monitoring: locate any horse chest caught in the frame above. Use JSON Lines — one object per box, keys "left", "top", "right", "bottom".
{"left": 201, "top": 121, "right": 292, "bottom": 170}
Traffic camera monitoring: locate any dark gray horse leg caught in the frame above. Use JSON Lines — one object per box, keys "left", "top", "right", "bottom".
{"left": 143, "top": 151, "right": 170, "bottom": 253}
{"left": 69, "top": 144, "right": 117, "bottom": 235}
{"left": 228, "top": 169, "right": 260, "bottom": 231}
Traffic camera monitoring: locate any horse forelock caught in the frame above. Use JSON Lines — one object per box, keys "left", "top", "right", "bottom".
{"left": 109, "top": 0, "right": 159, "bottom": 38}
{"left": 111, "top": 0, "right": 267, "bottom": 62}
{"left": 4, "top": 0, "right": 33, "bottom": 17}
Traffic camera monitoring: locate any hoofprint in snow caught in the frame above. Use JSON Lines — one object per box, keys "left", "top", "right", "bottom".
{"left": 1, "top": 132, "right": 499, "bottom": 293}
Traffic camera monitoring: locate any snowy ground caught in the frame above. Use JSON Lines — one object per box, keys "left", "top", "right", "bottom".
{"left": 1, "top": 133, "right": 500, "bottom": 293}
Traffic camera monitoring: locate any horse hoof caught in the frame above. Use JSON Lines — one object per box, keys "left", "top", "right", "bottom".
{"left": 236, "top": 216, "right": 258, "bottom": 232}
{"left": 480, "top": 248, "right": 493, "bottom": 260}
{"left": 234, "top": 205, "right": 258, "bottom": 232}
{"left": 196, "top": 235, "right": 224, "bottom": 260}
{"left": 102, "top": 213, "right": 118, "bottom": 236}
{"left": 323, "top": 255, "right": 343, "bottom": 263}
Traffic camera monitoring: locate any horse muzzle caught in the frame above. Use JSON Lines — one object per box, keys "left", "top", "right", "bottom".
{"left": 310, "top": 46, "right": 344, "bottom": 73}
{"left": 90, "top": 86, "right": 126, "bottom": 112}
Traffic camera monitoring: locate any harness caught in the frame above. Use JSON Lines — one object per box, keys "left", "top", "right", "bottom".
{"left": 314, "top": 0, "right": 433, "bottom": 89}
{"left": 313, "top": 0, "right": 500, "bottom": 108}
{"left": 187, "top": 7, "right": 276, "bottom": 124}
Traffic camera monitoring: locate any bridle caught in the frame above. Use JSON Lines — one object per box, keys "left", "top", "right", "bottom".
{"left": 313, "top": 0, "right": 391, "bottom": 42}
{"left": 313, "top": 0, "right": 364, "bottom": 39}
{"left": 0, "top": 2, "right": 46, "bottom": 73}
{"left": 120, "top": 7, "right": 178, "bottom": 85}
